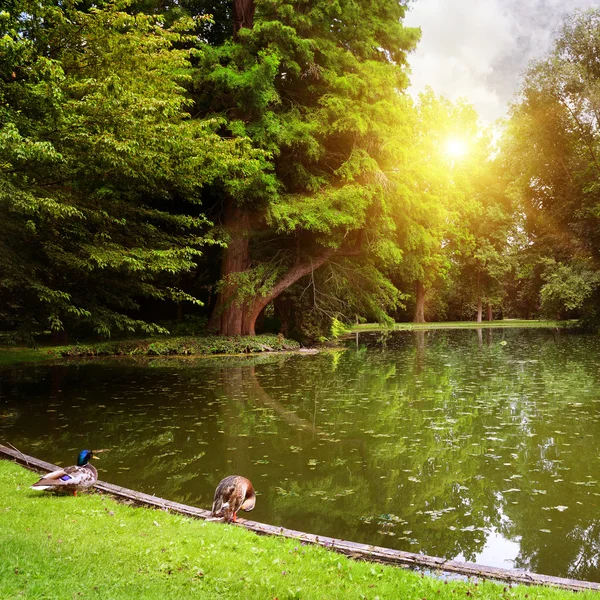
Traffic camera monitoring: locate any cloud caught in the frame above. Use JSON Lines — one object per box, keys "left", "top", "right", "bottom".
{"left": 404, "top": 0, "right": 598, "bottom": 123}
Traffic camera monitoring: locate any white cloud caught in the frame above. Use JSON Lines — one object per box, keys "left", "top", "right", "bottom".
{"left": 404, "top": 0, "right": 599, "bottom": 123}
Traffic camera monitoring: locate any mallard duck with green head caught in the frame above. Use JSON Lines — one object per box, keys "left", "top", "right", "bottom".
{"left": 31, "top": 450, "right": 98, "bottom": 496}
{"left": 211, "top": 475, "right": 256, "bottom": 522}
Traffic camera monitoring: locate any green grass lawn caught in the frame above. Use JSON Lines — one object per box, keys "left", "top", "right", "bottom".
{"left": 351, "top": 320, "right": 571, "bottom": 332}
{"left": 0, "top": 461, "right": 595, "bottom": 600}
{"left": 0, "top": 346, "right": 64, "bottom": 367}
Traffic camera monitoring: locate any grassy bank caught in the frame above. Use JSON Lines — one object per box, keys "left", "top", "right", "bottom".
{"left": 0, "top": 346, "right": 63, "bottom": 367}
{"left": 0, "top": 461, "right": 595, "bottom": 600}
{"left": 58, "top": 334, "right": 299, "bottom": 358}
{"left": 351, "top": 319, "right": 572, "bottom": 333}
{"left": 0, "top": 334, "right": 299, "bottom": 367}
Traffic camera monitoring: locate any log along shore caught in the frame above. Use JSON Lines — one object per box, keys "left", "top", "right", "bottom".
{"left": 1, "top": 444, "right": 598, "bottom": 593}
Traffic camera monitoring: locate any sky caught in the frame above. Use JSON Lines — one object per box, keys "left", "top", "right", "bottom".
{"left": 403, "top": 0, "right": 599, "bottom": 124}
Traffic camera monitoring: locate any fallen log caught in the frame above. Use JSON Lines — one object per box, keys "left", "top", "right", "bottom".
{"left": 1, "top": 444, "right": 598, "bottom": 592}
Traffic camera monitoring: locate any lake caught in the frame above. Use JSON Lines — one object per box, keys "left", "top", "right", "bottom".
{"left": 1, "top": 328, "right": 599, "bottom": 581}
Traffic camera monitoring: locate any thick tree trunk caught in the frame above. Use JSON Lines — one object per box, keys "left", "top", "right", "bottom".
{"left": 209, "top": 0, "right": 256, "bottom": 335}
{"left": 487, "top": 302, "right": 493, "bottom": 322}
{"left": 413, "top": 280, "right": 426, "bottom": 323}
{"left": 208, "top": 200, "right": 251, "bottom": 336}
{"left": 233, "top": 0, "right": 255, "bottom": 38}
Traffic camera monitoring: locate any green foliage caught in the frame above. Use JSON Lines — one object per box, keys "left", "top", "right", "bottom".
{"left": 5, "top": 0, "right": 594, "bottom": 335}
{"left": 0, "top": 0, "right": 264, "bottom": 338}
{"left": 539, "top": 260, "right": 600, "bottom": 318}
{"left": 275, "top": 258, "right": 401, "bottom": 340}
{"left": 330, "top": 318, "right": 351, "bottom": 339}
{"left": 191, "top": 0, "right": 421, "bottom": 333}
{"left": 502, "top": 8, "right": 600, "bottom": 324}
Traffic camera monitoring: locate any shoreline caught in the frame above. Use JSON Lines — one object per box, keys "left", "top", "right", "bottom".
{"left": 1, "top": 445, "right": 598, "bottom": 595}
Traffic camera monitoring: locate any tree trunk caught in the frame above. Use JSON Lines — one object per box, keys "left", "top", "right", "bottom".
{"left": 209, "top": 0, "right": 256, "bottom": 335}
{"left": 413, "top": 280, "right": 426, "bottom": 323}
{"left": 233, "top": 0, "right": 255, "bottom": 38}
{"left": 208, "top": 200, "right": 251, "bottom": 336}
{"left": 476, "top": 270, "right": 482, "bottom": 323}
{"left": 487, "top": 302, "right": 493, "bottom": 322}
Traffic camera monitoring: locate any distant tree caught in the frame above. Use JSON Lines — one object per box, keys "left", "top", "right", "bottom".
{"left": 453, "top": 154, "right": 513, "bottom": 323}
{"left": 503, "top": 8, "right": 600, "bottom": 324}
{"left": 392, "top": 92, "right": 480, "bottom": 323}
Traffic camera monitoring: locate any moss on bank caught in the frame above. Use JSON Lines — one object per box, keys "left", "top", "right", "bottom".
{"left": 0, "top": 461, "right": 595, "bottom": 600}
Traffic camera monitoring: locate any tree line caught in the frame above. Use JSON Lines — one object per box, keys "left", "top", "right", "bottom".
{"left": 1, "top": 0, "right": 599, "bottom": 342}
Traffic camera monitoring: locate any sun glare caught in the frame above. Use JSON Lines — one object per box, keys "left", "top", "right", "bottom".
{"left": 444, "top": 137, "right": 468, "bottom": 159}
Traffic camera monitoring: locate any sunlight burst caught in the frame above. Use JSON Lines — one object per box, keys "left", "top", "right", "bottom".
{"left": 444, "top": 137, "right": 469, "bottom": 159}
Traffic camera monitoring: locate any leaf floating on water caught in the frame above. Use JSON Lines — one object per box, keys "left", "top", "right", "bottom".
{"left": 275, "top": 486, "right": 297, "bottom": 497}
{"left": 539, "top": 529, "right": 551, "bottom": 534}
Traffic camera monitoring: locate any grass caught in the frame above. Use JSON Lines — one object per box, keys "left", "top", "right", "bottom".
{"left": 351, "top": 320, "right": 573, "bottom": 333}
{"left": 0, "top": 461, "right": 595, "bottom": 600}
{"left": 0, "top": 346, "right": 64, "bottom": 367}
{"left": 0, "top": 334, "right": 300, "bottom": 367}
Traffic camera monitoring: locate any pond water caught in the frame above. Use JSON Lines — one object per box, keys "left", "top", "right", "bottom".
{"left": 1, "top": 328, "right": 600, "bottom": 582}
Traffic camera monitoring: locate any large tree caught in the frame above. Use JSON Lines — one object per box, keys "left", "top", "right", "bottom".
{"left": 193, "top": 0, "right": 420, "bottom": 335}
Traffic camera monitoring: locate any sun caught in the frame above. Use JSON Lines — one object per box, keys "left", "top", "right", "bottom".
{"left": 444, "top": 137, "right": 469, "bottom": 159}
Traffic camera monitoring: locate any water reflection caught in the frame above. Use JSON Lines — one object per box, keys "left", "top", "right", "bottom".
{"left": 1, "top": 329, "right": 600, "bottom": 581}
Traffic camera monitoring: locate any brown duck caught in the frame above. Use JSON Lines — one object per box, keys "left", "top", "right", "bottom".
{"left": 211, "top": 475, "right": 256, "bottom": 522}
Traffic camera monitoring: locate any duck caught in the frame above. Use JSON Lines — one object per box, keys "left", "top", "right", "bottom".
{"left": 211, "top": 475, "right": 256, "bottom": 522}
{"left": 31, "top": 450, "right": 98, "bottom": 496}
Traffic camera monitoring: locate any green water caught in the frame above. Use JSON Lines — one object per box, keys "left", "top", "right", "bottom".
{"left": 1, "top": 329, "right": 600, "bottom": 581}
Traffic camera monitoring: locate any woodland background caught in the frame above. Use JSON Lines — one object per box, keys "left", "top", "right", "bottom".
{"left": 2, "top": 0, "right": 600, "bottom": 342}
